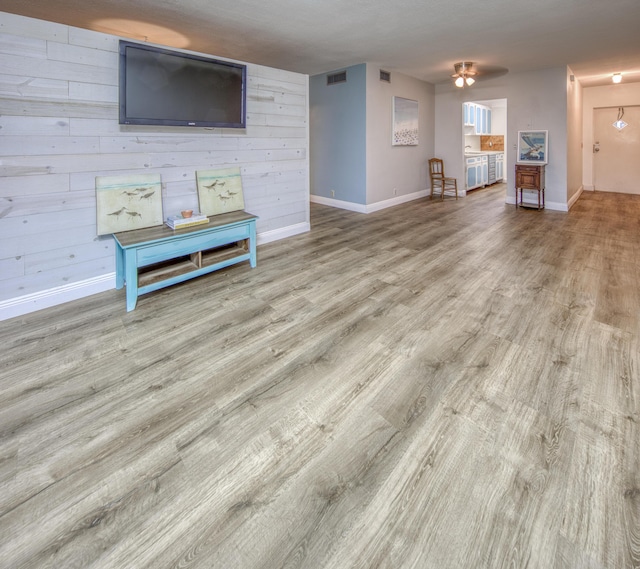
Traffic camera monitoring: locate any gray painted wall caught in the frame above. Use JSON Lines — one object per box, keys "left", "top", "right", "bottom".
{"left": 310, "top": 64, "right": 433, "bottom": 208}
{"left": 0, "top": 11, "right": 309, "bottom": 316}
{"left": 435, "top": 67, "right": 570, "bottom": 210}
{"left": 365, "top": 64, "right": 435, "bottom": 204}
{"left": 310, "top": 64, "right": 367, "bottom": 204}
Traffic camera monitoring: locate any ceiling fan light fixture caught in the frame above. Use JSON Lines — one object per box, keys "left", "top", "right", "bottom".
{"left": 612, "top": 72, "right": 622, "bottom": 84}
{"left": 452, "top": 61, "right": 477, "bottom": 88}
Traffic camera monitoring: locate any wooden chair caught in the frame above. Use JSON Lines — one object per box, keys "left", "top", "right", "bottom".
{"left": 428, "top": 158, "right": 458, "bottom": 200}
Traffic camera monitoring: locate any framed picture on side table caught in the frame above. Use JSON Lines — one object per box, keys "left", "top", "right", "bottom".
{"left": 517, "top": 130, "right": 548, "bottom": 164}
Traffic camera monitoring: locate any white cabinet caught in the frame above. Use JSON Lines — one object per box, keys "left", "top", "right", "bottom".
{"left": 464, "top": 102, "right": 492, "bottom": 133}
{"left": 496, "top": 153, "right": 505, "bottom": 181}
{"left": 466, "top": 156, "right": 479, "bottom": 189}
{"left": 480, "top": 155, "right": 488, "bottom": 184}
{"left": 474, "top": 105, "right": 492, "bottom": 135}
{"left": 466, "top": 155, "right": 490, "bottom": 191}
{"left": 463, "top": 102, "right": 476, "bottom": 127}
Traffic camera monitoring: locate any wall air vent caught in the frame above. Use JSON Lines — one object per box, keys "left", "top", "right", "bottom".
{"left": 327, "top": 71, "right": 347, "bottom": 85}
{"left": 380, "top": 70, "right": 391, "bottom": 83}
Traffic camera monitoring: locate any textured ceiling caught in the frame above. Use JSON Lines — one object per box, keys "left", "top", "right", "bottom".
{"left": 1, "top": 0, "right": 640, "bottom": 87}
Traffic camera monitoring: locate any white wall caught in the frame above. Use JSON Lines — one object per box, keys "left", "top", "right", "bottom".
{"left": 566, "top": 67, "right": 584, "bottom": 206}
{"left": 0, "top": 11, "right": 309, "bottom": 320}
{"left": 582, "top": 82, "right": 640, "bottom": 190}
{"left": 435, "top": 67, "right": 569, "bottom": 210}
{"left": 365, "top": 64, "right": 434, "bottom": 205}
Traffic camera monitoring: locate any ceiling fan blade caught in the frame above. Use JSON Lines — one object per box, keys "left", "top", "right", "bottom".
{"left": 474, "top": 65, "right": 509, "bottom": 81}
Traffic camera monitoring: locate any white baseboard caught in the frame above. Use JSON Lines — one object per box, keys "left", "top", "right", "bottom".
{"left": 365, "top": 190, "right": 430, "bottom": 213}
{"left": 257, "top": 222, "right": 310, "bottom": 245}
{"left": 505, "top": 194, "right": 568, "bottom": 212}
{"left": 545, "top": 201, "right": 569, "bottom": 212}
{"left": 0, "top": 224, "right": 312, "bottom": 321}
{"left": 509, "top": 185, "right": 585, "bottom": 211}
{"left": 311, "top": 189, "right": 429, "bottom": 214}
{"left": 310, "top": 194, "right": 368, "bottom": 213}
{"left": 568, "top": 186, "right": 584, "bottom": 210}
{"left": 0, "top": 273, "right": 116, "bottom": 321}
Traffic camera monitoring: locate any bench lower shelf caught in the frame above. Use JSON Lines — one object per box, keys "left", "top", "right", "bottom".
{"left": 114, "top": 211, "right": 257, "bottom": 311}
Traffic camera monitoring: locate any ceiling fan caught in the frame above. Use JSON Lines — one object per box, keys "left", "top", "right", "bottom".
{"left": 451, "top": 62, "right": 509, "bottom": 87}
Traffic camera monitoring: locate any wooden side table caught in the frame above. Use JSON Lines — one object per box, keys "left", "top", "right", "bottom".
{"left": 515, "top": 164, "right": 545, "bottom": 210}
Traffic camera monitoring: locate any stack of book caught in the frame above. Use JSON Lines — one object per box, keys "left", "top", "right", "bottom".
{"left": 165, "top": 213, "right": 209, "bottom": 230}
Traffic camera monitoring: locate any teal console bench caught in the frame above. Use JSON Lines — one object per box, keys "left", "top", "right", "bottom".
{"left": 113, "top": 210, "right": 257, "bottom": 311}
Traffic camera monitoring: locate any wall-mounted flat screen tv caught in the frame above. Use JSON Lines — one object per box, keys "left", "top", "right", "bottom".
{"left": 119, "top": 40, "right": 247, "bottom": 128}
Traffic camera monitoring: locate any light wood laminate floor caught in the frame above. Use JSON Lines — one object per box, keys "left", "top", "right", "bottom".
{"left": 1, "top": 186, "right": 639, "bottom": 569}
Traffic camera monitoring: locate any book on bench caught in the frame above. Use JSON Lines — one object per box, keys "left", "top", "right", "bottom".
{"left": 165, "top": 213, "right": 209, "bottom": 230}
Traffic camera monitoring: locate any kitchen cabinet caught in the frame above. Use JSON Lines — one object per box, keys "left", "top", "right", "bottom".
{"left": 466, "top": 157, "right": 479, "bottom": 189}
{"left": 474, "top": 105, "right": 492, "bottom": 135}
{"left": 463, "top": 102, "right": 476, "bottom": 126}
{"left": 496, "top": 153, "right": 504, "bottom": 181}
{"left": 487, "top": 154, "right": 496, "bottom": 184}
{"left": 465, "top": 155, "right": 488, "bottom": 191}
{"left": 464, "top": 102, "right": 492, "bottom": 133}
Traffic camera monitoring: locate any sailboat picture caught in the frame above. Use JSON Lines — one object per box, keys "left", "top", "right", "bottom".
{"left": 517, "top": 130, "right": 548, "bottom": 164}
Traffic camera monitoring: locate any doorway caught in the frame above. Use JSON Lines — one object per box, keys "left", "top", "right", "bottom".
{"left": 462, "top": 98, "right": 507, "bottom": 195}
{"left": 593, "top": 105, "right": 640, "bottom": 194}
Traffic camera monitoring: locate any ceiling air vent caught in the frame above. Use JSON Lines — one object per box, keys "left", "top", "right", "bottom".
{"left": 380, "top": 70, "right": 391, "bottom": 83}
{"left": 327, "top": 71, "right": 347, "bottom": 85}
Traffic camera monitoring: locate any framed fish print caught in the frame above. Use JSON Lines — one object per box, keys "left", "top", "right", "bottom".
{"left": 95, "top": 173, "right": 163, "bottom": 235}
{"left": 517, "top": 130, "right": 548, "bottom": 164}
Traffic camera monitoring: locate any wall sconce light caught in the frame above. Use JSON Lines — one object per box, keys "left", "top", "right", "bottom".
{"left": 612, "top": 73, "right": 622, "bottom": 84}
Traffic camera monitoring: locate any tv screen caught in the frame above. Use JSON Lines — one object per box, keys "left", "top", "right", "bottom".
{"left": 119, "top": 41, "right": 246, "bottom": 128}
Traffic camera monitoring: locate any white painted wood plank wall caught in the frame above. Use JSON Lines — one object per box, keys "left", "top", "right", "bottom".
{"left": 0, "top": 11, "right": 310, "bottom": 308}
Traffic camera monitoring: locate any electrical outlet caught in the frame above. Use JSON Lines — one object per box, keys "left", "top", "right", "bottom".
{"left": 393, "top": 188, "right": 397, "bottom": 195}
{"left": 330, "top": 190, "right": 335, "bottom": 197}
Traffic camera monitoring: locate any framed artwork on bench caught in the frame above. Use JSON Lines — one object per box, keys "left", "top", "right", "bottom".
{"left": 95, "top": 173, "right": 163, "bottom": 235}
{"left": 196, "top": 167, "right": 245, "bottom": 216}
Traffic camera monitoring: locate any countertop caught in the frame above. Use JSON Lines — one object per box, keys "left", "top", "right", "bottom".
{"left": 464, "top": 150, "right": 504, "bottom": 157}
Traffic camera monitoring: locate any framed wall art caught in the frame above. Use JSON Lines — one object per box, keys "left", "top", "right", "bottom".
{"left": 196, "top": 167, "right": 245, "bottom": 216}
{"left": 517, "top": 130, "right": 548, "bottom": 164}
{"left": 392, "top": 97, "right": 419, "bottom": 146}
{"left": 95, "top": 173, "right": 163, "bottom": 235}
